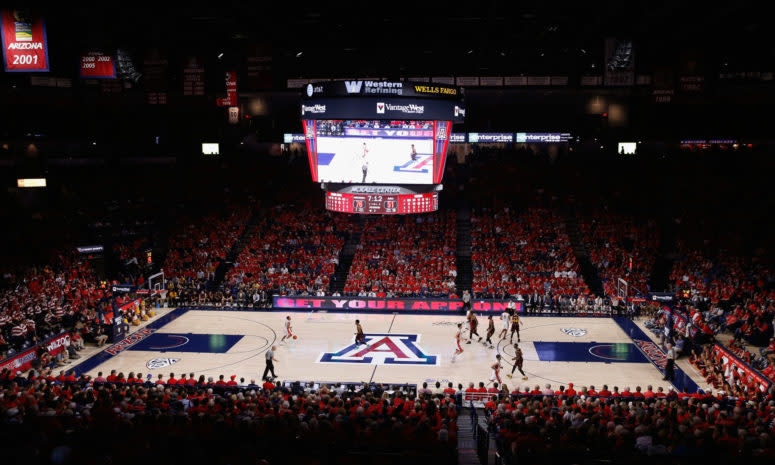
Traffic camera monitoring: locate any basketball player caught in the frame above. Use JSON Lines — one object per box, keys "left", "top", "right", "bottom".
{"left": 354, "top": 319, "right": 365, "bottom": 346}
{"left": 509, "top": 312, "right": 522, "bottom": 343}
{"left": 507, "top": 342, "right": 527, "bottom": 380}
{"left": 467, "top": 311, "right": 482, "bottom": 344}
{"left": 498, "top": 308, "right": 510, "bottom": 340}
{"left": 488, "top": 354, "right": 503, "bottom": 386}
{"left": 485, "top": 315, "right": 495, "bottom": 348}
{"left": 361, "top": 143, "right": 369, "bottom": 182}
{"left": 451, "top": 323, "right": 464, "bottom": 363}
{"left": 280, "top": 316, "right": 293, "bottom": 344}
{"left": 410, "top": 143, "right": 417, "bottom": 161}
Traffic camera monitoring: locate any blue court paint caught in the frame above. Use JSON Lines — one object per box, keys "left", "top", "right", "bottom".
{"left": 127, "top": 332, "right": 244, "bottom": 353}
{"left": 393, "top": 155, "right": 432, "bottom": 173}
{"left": 69, "top": 307, "right": 191, "bottom": 376}
{"left": 613, "top": 317, "right": 700, "bottom": 394}
{"left": 533, "top": 342, "right": 648, "bottom": 363}
{"left": 316, "top": 152, "right": 335, "bottom": 165}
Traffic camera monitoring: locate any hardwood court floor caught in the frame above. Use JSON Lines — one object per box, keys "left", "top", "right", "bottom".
{"left": 75, "top": 309, "right": 695, "bottom": 393}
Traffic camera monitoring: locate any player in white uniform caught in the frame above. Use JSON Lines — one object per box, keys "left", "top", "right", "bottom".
{"left": 451, "top": 323, "right": 464, "bottom": 363}
{"left": 498, "top": 309, "right": 511, "bottom": 340}
{"left": 360, "top": 143, "right": 369, "bottom": 182}
{"left": 488, "top": 354, "right": 503, "bottom": 385}
{"left": 280, "top": 316, "right": 293, "bottom": 344}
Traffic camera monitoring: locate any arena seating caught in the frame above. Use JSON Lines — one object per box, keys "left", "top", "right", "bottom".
{"left": 344, "top": 212, "right": 457, "bottom": 297}
{"left": 485, "top": 386, "right": 775, "bottom": 462}
{"left": 162, "top": 204, "right": 251, "bottom": 304}
{"left": 471, "top": 207, "right": 588, "bottom": 298}
{"left": 0, "top": 374, "right": 458, "bottom": 465}
{"left": 578, "top": 211, "right": 659, "bottom": 297}
{"left": 224, "top": 208, "right": 349, "bottom": 298}
{"left": 0, "top": 251, "right": 113, "bottom": 356}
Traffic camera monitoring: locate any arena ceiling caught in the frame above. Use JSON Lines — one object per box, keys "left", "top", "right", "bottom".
{"left": 29, "top": 3, "right": 771, "bottom": 76}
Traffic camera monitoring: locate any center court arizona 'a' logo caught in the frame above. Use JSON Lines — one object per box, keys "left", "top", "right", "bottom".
{"left": 318, "top": 334, "right": 437, "bottom": 365}
{"left": 561, "top": 328, "right": 587, "bottom": 337}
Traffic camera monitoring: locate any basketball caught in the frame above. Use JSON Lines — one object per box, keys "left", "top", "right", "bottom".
{"left": 293, "top": 335, "right": 297, "bottom": 339}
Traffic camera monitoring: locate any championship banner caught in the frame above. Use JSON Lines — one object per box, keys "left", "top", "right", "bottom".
{"left": 216, "top": 71, "right": 238, "bottom": 107}
{"left": 604, "top": 38, "right": 634, "bottom": 86}
{"left": 182, "top": 55, "right": 205, "bottom": 96}
{"left": 1, "top": 10, "right": 49, "bottom": 72}
{"left": 712, "top": 343, "right": 772, "bottom": 392}
{"left": 274, "top": 296, "right": 523, "bottom": 313}
{"left": 244, "top": 43, "right": 272, "bottom": 89}
{"left": 79, "top": 51, "right": 116, "bottom": 78}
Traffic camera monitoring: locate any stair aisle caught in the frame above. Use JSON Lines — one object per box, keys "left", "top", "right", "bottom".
{"left": 562, "top": 208, "right": 604, "bottom": 296}
{"left": 211, "top": 205, "right": 260, "bottom": 288}
{"left": 328, "top": 215, "right": 364, "bottom": 294}
{"left": 458, "top": 409, "right": 481, "bottom": 465}
{"left": 648, "top": 215, "right": 678, "bottom": 292}
{"left": 455, "top": 203, "right": 473, "bottom": 294}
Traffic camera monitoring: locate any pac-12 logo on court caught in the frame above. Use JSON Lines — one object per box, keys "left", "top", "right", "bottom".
{"left": 561, "top": 328, "right": 587, "bottom": 337}
{"left": 146, "top": 358, "right": 180, "bottom": 370}
{"left": 317, "top": 334, "right": 438, "bottom": 365}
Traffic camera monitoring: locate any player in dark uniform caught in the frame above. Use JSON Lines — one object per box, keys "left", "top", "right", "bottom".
{"left": 410, "top": 144, "right": 417, "bottom": 161}
{"left": 467, "top": 311, "right": 482, "bottom": 344}
{"left": 485, "top": 315, "right": 495, "bottom": 348}
{"left": 355, "top": 319, "right": 365, "bottom": 346}
{"left": 509, "top": 313, "right": 522, "bottom": 343}
{"left": 507, "top": 342, "right": 527, "bottom": 380}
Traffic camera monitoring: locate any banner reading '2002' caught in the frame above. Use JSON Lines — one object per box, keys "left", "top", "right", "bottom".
{"left": 1, "top": 10, "right": 49, "bottom": 72}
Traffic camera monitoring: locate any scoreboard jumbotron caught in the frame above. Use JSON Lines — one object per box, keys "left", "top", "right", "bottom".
{"left": 300, "top": 80, "right": 464, "bottom": 215}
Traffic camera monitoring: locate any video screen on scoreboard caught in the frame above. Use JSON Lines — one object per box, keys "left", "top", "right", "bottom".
{"left": 315, "top": 120, "right": 434, "bottom": 184}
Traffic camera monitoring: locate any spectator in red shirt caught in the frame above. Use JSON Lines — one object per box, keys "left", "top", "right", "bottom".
{"left": 167, "top": 373, "right": 177, "bottom": 385}
{"left": 565, "top": 383, "right": 576, "bottom": 397}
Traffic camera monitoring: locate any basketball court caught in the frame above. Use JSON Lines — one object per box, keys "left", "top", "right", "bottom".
{"left": 71, "top": 308, "right": 701, "bottom": 393}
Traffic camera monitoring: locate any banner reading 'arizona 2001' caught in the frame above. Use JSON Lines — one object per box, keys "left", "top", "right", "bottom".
{"left": 1, "top": 10, "right": 49, "bottom": 72}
